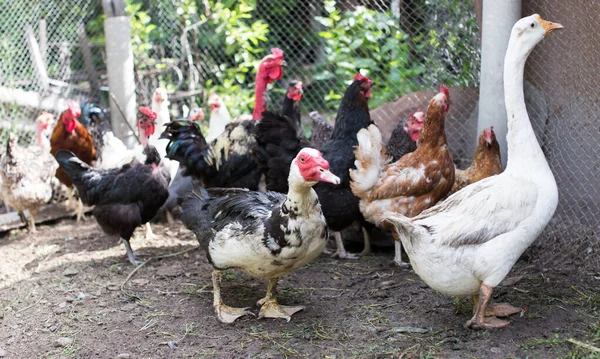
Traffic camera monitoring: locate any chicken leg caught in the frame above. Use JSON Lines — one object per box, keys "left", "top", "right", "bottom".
{"left": 392, "top": 232, "right": 410, "bottom": 267}
{"left": 257, "top": 278, "right": 304, "bottom": 322}
{"left": 28, "top": 209, "right": 37, "bottom": 233}
{"left": 145, "top": 222, "right": 158, "bottom": 240}
{"left": 466, "top": 283, "right": 511, "bottom": 330}
{"left": 74, "top": 198, "right": 86, "bottom": 222}
{"left": 359, "top": 226, "right": 371, "bottom": 255}
{"left": 212, "top": 271, "right": 254, "bottom": 323}
{"left": 17, "top": 210, "right": 36, "bottom": 233}
{"left": 122, "top": 238, "right": 143, "bottom": 265}
{"left": 66, "top": 187, "right": 75, "bottom": 210}
{"left": 165, "top": 210, "right": 175, "bottom": 227}
{"left": 329, "top": 231, "right": 359, "bottom": 259}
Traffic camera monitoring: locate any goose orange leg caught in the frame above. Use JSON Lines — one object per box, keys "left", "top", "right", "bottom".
{"left": 467, "top": 283, "right": 511, "bottom": 330}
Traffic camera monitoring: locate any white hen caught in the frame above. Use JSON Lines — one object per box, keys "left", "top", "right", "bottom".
{"left": 206, "top": 93, "right": 231, "bottom": 143}
{"left": 382, "top": 14, "right": 563, "bottom": 330}
{"left": 149, "top": 87, "right": 179, "bottom": 188}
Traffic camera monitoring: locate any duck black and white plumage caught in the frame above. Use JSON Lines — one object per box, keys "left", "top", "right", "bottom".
{"left": 181, "top": 148, "right": 340, "bottom": 323}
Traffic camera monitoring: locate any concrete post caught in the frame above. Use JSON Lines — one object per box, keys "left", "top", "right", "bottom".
{"left": 103, "top": 0, "right": 136, "bottom": 147}
{"left": 477, "top": 0, "right": 521, "bottom": 168}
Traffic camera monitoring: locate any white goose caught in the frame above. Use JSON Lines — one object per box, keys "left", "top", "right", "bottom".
{"left": 383, "top": 14, "right": 563, "bottom": 330}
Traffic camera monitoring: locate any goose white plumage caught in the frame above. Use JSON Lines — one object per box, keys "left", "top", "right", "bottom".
{"left": 382, "top": 14, "right": 563, "bottom": 330}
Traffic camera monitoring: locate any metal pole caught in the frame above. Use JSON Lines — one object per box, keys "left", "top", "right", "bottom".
{"left": 103, "top": 0, "right": 137, "bottom": 147}
{"left": 477, "top": 0, "right": 521, "bottom": 168}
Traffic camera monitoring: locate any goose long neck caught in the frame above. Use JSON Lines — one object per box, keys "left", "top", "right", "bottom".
{"left": 503, "top": 45, "right": 546, "bottom": 172}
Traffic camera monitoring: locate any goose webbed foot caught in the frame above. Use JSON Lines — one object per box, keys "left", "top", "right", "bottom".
{"left": 258, "top": 299, "right": 304, "bottom": 322}
{"left": 467, "top": 283, "right": 513, "bottom": 330}
{"left": 215, "top": 304, "right": 255, "bottom": 324}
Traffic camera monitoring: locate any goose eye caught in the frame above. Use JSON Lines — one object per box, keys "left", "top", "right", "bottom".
{"left": 530, "top": 23, "right": 535, "bottom": 28}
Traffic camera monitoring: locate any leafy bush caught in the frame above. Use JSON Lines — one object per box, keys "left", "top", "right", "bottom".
{"left": 313, "top": 0, "right": 479, "bottom": 110}
{"left": 198, "top": 0, "right": 270, "bottom": 118}
{"left": 314, "top": 1, "right": 425, "bottom": 110}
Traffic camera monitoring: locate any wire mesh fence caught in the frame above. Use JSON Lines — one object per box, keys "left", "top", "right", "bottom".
{"left": 0, "top": 0, "right": 598, "bottom": 271}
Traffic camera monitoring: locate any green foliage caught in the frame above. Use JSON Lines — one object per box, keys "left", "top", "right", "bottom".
{"left": 198, "top": 0, "right": 269, "bottom": 118}
{"left": 411, "top": 0, "right": 481, "bottom": 87}
{"left": 314, "top": 0, "right": 479, "bottom": 110}
{"left": 314, "top": 1, "right": 424, "bottom": 110}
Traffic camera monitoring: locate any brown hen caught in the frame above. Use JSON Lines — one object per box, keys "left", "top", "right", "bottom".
{"left": 350, "top": 85, "right": 454, "bottom": 266}
{"left": 449, "top": 126, "right": 503, "bottom": 195}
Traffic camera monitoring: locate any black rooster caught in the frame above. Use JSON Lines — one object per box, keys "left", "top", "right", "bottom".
{"left": 253, "top": 73, "right": 375, "bottom": 258}
{"left": 55, "top": 145, "right": 170, "bottom": 265}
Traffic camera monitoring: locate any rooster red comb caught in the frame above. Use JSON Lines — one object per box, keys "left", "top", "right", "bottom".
{"left": 270, "top": 48, "right": 284, "bottom": 59}
{"left": 139, "top": 107, "right": 157, "bottom": 120}
{"left": 295, "top": 81, "right": 303, "bottom": 90}
{"left": 440, "top": 84, "right": 450, "bottom": 97}
{"left": 354, "top": 73, "right": 372, "bottom": 83}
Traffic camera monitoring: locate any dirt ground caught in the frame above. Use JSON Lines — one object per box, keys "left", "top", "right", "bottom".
{"left": 0, "top": 218, "right": 599, "bottom": 359}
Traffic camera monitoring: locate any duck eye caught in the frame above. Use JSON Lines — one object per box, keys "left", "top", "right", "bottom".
{"left": 530, "top": 23, "right": 535, "bottom": 28}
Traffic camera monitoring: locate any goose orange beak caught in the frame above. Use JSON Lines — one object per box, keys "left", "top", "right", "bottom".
{"left": 536, "top": 15, "right": 563, "bottom": 35}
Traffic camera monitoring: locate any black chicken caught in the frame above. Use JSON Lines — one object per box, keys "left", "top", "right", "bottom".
{"left": 281, "top": 81, "right": 303, "bottom": 135}
{"left": 308, "top": 111, "right": 334, "bottom": 149}
{"left": 55, "top": 123, "right": 170, "bottom": 265}
{"left": 254, "top": 73, "right": 375, "bottom": 259}
{"left": 387, "top": 109, "right": 424, "bottom": 162}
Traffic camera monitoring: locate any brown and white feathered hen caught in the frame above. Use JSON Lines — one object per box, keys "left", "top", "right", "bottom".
{"left": 0, "top": 115, "right": 59, "bottom": 232}
{"left": 350, "top": 85, "right": 454, "bottom": 266}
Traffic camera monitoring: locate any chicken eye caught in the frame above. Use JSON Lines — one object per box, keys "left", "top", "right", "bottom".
{"left": 530, "top": 23, "right": 535, "bottom": 28}
{"left": 300, "top": 157, "right": 305, "bottom": 163}
{"left": 319, "top": 168, "right": 324, "bottom": 172}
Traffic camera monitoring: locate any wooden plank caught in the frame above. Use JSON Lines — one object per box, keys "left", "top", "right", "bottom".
{"left": 78, "top": 23, "right": 101, "bottom": 102}
{"left": 0, "top": 86, "right": 70, "bottom": 112}
{"left": 24, "top": 25, "right": 50, "bottom": 92}
{"left": 39, "top": 19, "right": 47, "bottom": 64}
{"left": 0, "top": 202, "right": 94, "bottom": 232}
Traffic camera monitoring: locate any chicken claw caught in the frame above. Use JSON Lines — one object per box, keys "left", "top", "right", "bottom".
{"left": 73, "top": 199, "right": 87, "bottom": 221}
{"left": 392, "top": 240, "right": 410, "bottom": 267}
{"left": 329, "top": 231, "right": 359, "bottom": 260}
{"left": 145, "top": 223, "right": 158, "bottom": 240}
{"left": 122, "top": 238, "right": 143, "bottom": 265}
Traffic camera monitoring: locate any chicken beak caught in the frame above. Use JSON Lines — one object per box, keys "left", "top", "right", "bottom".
{"left": 539, "top": 18, "right": 563, "bottom": 35}
{"left": 280, "top": 60, "right": 287, "bottom": 67}
{"left": 318, "top": 169, "right": 340, "bottom": 185}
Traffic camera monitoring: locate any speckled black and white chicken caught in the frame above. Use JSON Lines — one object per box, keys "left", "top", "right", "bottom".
{"left": 180, "top": 148, "right": 340, "bottom": 323}
{"left": 0, "top": 117, "right": 59, "bottom": 232}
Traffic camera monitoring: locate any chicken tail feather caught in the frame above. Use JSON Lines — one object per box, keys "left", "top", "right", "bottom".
{"left": 350, "top": 124, "right": 389, "bottom": 198}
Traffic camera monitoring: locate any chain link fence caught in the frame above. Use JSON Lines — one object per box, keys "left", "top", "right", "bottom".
{"left": 0, "top": 0, "right": 598, "bottom": 271}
